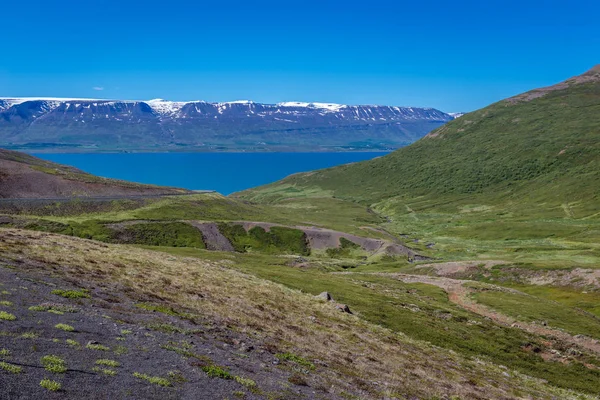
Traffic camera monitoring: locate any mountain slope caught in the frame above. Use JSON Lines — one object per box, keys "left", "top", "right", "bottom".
{"left": 237, "top": 65, "right": 600, "bottom": 218}
{"left": 0, "top": 98, "right": 453, "bottom": 151}
{"left": 0, "top": 148, "right": 187, "bottom": 198}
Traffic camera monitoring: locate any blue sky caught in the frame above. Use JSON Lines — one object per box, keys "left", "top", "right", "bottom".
{"left": 0, "top": 0, "right": 597, "bottom": 111}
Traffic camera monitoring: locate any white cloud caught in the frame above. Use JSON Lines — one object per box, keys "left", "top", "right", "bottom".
{"left": 92, "top": 86, "right": 104, "bottom": 91}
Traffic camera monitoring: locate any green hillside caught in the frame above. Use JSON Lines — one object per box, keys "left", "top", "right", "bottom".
{"left": 238, "top": 66, "right": 600, "bottom": 212}
{"left": 236, "top": 66, "right": 600, "bottom": 267}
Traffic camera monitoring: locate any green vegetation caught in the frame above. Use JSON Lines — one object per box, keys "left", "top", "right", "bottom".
{"left": 66, "top": 339, "right": 79, "bottom": 347}
{"left": 0, "top": 361, "right": 22, "bottom": 374}
{"left": 0, "top": 300, "right": 13, "bottom": 306}
{"left": 54, "top": 323, "right": 75, "bottom": 332}
{"left": 153, "top": 246, "right": 600, "bottom": 395}
{"left": 219, "top": 223, "right": 309, "bottom": 255}
{"left": 326, "top": 237, "right": 361, "bottom": 258}
{"left": 234, "top": 375, "right": 257, "bottom": 388}
{"left": 40, "top": 378, "right": 61, "bottom": 391}
{"left": 0, "top": 348, "right": 10, "bottom": 357}
{"left": 201, "top": 364, "right": 232, "bottom": 379}
{"left": 0, "top": 311, "right": 16, "bottom": 321}
{"left": 93, "top": 367, "right": 117, "bottom": 376}
{"left": 51, "top": 289, "right": 90, "bottom": 299}
{"left": 95, "top": 359, "right": 120, "bottom": 368}
{"left": 236, "top": 75, "right": 600, "bottom": 268}
{"left": 473, "top": 289, "right": 600, "bottom": 339}
{"left": 276, "top": 352, "right": 315, "bottom": 370}
{"left": 29, "top": 304, "right": 78, "bottom": 313}
{"left": 133, "top": 372, "right": 172, "bottom": 387}
{"left": 41, "top": 355, "right": 67, "bottom": 374}
{"left": 86, "top": 343, "right": 110, "bottom": 351}
{"left": 117, "top": 222, "right": 206, "bottom": 248}
{"left": 167, "top": 370, "right": 187, "bottom": 383}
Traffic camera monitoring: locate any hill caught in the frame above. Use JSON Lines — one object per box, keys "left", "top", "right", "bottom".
{"left": 237, "top": 65, "right": 600, "bottom": 212}
{"left": 0, "top": 98, "right": 453, "bottom": 152}
{"left": 0, "top": 148, "right": 187, "bottom": 198}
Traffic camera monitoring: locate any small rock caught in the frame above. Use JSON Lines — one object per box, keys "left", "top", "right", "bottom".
{"left": 317, "top": 292, "right": 334, "bottom": 302}
{"left": 335, "top": 304, "right": 352, "bottom": 314}
{"left": 87, "top": 340, "right": 99, "bottom": 346}
{"left": 566, "top": 348, "right": 582, "bottom": 357}
{"left": 241, "top": 345, "right": 254, "bottom": 352}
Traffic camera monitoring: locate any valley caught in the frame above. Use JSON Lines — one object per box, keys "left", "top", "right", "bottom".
{"left": 1, "top": 66, "right": 600, "bottom": 399}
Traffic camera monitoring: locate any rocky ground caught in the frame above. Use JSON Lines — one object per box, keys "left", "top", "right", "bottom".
{"left": 0, "top": 260, "right": 321, "bottom": 399}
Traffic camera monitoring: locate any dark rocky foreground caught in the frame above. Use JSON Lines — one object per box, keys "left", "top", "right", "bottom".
{"left": 0, "top": 260, "right": 321, "bottom": 399}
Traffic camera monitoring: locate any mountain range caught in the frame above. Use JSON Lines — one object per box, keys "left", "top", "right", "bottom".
{"left": 0, "top": 98, "right": 455, "bottom": 152}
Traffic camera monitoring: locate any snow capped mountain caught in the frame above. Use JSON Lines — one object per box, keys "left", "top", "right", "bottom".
{"left": 0, "top": 97, "right": 455, "bottom": 151}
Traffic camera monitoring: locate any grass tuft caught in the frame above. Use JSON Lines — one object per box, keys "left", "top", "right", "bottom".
{"left": 86, "top": 343, "right": 110, "bottom": 351}
{"left": 0, "top": 361, "right": 22, "bottom": 374}
{"left": 133, "top": 372, "right": 172, "bottom": 387}
{"left": 41, "top": 355, "right": 67, "bottom": 374}
{"left": 54, "top": 323, "right": 75, "bottom": 332}
{"left": 201, "top": 365, "right": 232, "bottom": 379}
{"left": 51, "top": 289, "right": 90, "bottom": 299}
{"left": 40, "top": 378, "right": 61, "bottom": 391}
{"left": 95, "top": 359, "right": 120, "bottom": 368}
{"left": 0, "top": 311, "right": 16, "bottom": 321}
{"left": 276, "top": 352, "right": 315, "bottom": 370}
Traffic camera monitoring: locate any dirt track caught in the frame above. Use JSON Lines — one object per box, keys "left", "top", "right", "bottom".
{"left": 372, "top": 273, "right": 600, "bottom": 357}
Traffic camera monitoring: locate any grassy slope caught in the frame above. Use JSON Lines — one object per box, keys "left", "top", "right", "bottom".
{"left": 235, "top": 68, "right": 600, "bottom": 267}
{"left": 238, "top": 71, "right": 600, "bottom": 208}
{"left": 1, "top": 228, "right": 598, "bottom": 399}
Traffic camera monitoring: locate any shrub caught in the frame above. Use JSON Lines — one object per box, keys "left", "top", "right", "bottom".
{"left": 202, "top": 365, "right": 232, "bottom": 379}
{"left": 133, "top": 372, "right": 171, "bottom": 387}
{"left": 276, "top": 352, "right": 315, "bottom": 370}
{"left": 41, "top": 355, "right": 67, "bottom": 374}
{"left": 51, "top": 289, "right": 90, "bottom": 299}
{"left": 0, "top": 311, "right": 16, "bottom": 321}
{"left": 95, "top": 359, "right": 120, "bottom": 368}
{"left": 86, "top": 343, "right": 110, "bottom": 351}
{"left": 40, "top": 379, "right": 61, "bottom": 391}
{"left": 54, "top": 323, "right": 75, "bottom": 332}
{"left": 0, "top": 361, "right": 22, "bottom": 374}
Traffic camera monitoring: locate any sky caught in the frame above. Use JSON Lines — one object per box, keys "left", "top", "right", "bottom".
{"left": 0, "top": 0, "right": 598, "bottom": 112}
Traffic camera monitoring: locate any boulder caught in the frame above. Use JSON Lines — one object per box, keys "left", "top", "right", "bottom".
{"left": 317, "top": 292, "right": 333, "bottom": 302}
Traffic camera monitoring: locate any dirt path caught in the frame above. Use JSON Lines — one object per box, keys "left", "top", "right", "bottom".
{"left": 370, "top": 273, "right": 600, "bottom": 357}
{"left": 415, "top": 260, "right": 508, "bottom": 275}
{"left": 189, "top": 222, "right": 235, "bottom": 251}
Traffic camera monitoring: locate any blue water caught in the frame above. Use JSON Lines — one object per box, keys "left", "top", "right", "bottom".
{"left": 32, "top": 152, "right": 389, "bottom": 195}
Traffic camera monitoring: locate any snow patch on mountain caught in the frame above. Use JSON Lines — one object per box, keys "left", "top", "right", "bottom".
{"left": 147, "top": 99, "right": 187, "bottom": 115}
